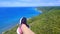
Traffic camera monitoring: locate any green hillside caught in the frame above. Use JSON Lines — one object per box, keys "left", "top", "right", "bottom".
{"left": 4, "top": 7, "right": 60, "bottom": 34}
{"left": 37, "top": 6, "right": 60, "bottom": 13}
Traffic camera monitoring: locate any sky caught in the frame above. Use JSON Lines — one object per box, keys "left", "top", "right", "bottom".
{"left": 0, "top": 0, "right": 60, "bottom": 7}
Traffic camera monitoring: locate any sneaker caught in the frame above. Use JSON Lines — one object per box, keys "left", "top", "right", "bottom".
{"left": 19, "top": 17, "right": 29, "bottom": 28}
{"left": 17, "top": 17, "right": 29, "bottom": 34}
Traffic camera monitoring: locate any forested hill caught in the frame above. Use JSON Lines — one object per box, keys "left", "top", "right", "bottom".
{"left": 4, "top": 6, "right": 60, "bottom": 34}
{"left": 37, "top": 6, "right": 60, "bottom": 13}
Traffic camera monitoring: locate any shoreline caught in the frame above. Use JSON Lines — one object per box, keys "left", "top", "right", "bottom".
{"left": 35, "top": 8, "right": 42, "bottom": 13}
{"left": 2, "top": 8, "right": 41, "bottom": 34}
{"left": 2, "top": 23, "right": 18, "bottom": 34}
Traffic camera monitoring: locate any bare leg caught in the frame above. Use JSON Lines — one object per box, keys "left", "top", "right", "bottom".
{"left": 21, "top": 24, "right": 35, "bottom": 34}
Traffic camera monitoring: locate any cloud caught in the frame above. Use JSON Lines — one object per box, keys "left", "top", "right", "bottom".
{"left": 0, "top": 0, "right": 60, "bottom": 7}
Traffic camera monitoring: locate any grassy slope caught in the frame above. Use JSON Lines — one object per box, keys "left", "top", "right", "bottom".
{"left": 4, "top": 7, "right": 60, "bottom": 34}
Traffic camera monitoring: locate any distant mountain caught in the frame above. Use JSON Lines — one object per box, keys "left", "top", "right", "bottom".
{"left": 37, "top": 6, "right": 60, "bottom": 13}
{"left": 4, "top": 6, "right": 60, "bottom": 34}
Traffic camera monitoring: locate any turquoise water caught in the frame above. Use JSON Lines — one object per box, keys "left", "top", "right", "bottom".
{"left": 0, "top": 7, "right": 41, "bottom": 34}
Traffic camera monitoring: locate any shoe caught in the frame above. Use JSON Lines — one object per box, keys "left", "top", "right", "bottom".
{"left": 17, "top": 17, "right": 29, "bottom": 34}
{"left": 19, "top": 17, "right": 29, "bottom": 28}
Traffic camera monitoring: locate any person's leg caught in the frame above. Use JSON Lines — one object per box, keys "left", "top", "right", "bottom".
{"left": 17, "top": 17, "right": 35, "bottom": 34}
{"left": 17, "top": 27, "right": 22, "bottom": 34}
{"left": 21, "top": 24, "right": 35, "bottom": 34}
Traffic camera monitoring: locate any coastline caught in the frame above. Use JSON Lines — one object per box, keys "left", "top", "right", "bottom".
{"left": 35, "top": 8, "right": 42, "bottom": 13}
{"left": 2, "top": 23, "right": 18, "bottom": 34}
{"left": 2, "top": 8, "right": 41, "bottom": 34}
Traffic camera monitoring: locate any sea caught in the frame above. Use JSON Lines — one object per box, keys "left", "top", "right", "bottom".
{"left": 0, "top": 7, "right": 41, "bottom": 34}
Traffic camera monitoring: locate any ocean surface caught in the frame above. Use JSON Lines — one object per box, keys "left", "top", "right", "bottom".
{"left": 0, "top": 7, "right": 41, "bottom": 34}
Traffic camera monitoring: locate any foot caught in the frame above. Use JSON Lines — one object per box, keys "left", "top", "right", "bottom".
{"left": 20, "top": 17, "right": 29, "bottom": 28}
